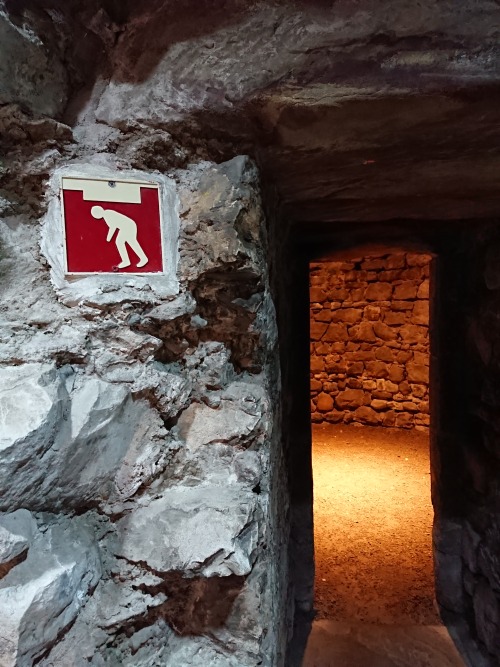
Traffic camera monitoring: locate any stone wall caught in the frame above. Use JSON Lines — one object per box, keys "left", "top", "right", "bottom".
{"left": 310, "top": 253, "right": 431, "bottom": 430}
{"left": 0, "top": 154, "right": 284, "bottom": 667}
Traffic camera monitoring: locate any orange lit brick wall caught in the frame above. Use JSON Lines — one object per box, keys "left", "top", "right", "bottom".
{"left": 310, "top": 253, "right": 431, "bottom": 430}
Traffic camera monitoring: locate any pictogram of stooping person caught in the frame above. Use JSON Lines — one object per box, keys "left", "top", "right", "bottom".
{"left": 91, "top": 205, "right": 149, "bottom": 269}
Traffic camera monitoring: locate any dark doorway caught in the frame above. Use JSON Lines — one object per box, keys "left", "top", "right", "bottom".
{"left": 284, "top": 221, "right": 498, "bottom": 667}
{"left": 305, "top": 248, "right": 467, "bottom": 665}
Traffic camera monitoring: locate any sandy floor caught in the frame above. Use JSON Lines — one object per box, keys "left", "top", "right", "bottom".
{"left": 312, "top": 423, "right": 439, "bottom": 625}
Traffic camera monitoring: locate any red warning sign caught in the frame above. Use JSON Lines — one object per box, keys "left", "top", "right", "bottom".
{"left": 61, "top": 176, "right": 164, "bottom": 274}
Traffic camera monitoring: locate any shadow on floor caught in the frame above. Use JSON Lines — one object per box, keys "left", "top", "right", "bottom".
{"left": 288, "top": 618, "right": 467, "bottom": 667}
{"left": 286, "top": 610, "right": 315, "bottom": 667}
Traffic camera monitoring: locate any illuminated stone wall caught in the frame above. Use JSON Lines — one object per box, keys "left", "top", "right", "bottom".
{"left": 310, "top": 253, "right": 431, "bottom": 430}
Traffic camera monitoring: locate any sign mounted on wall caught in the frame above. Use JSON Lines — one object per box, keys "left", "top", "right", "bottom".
{"left": 61, "top": 176, "right": 165, "bottom": 275}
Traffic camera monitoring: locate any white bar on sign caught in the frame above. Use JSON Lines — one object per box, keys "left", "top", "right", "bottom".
{"left": 62, "top": 177, "right": 157, "bottom": 204}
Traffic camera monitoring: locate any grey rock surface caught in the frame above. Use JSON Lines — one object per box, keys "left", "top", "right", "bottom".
{"left": 0, "top": 364, "right": 66, "bottom": 509}
{"left": 0, "top": 10, "right": 67, "bottom": 118}
{"left": 115, "top": 484, "right": 262, "bottom": 577}
{"left": 0, "top": 517, "right": 101, "bottom": 667}
{"left": 0, "top": 510, "right": 36, "bottom": 567}
{"left": 1, "top": 18, "right": 281, "bottom": 657}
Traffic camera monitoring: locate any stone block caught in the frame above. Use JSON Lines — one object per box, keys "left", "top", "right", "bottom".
{"left": 310, "top": 357, "right": 325, "bottom": 372}
{"left": 311, "top": 321, "right": 328, "bottom": 340}
{"left": 395, "top": 413, "right": 413, "bottom": 428}
{"left": 362, "top": 380, "right": 377, "bottom": 390}
{"left": 372, "top": 391, "right": 392, "bottom": 400}
{"left": 365, "top": 361, "right": 389, "bottom": 378}
{"left": 310, "top": 379, "right": 323, "bottom": 392}
{"left": 407, "top": 253, "right": 432, "bottom": 267}
{"left": 388, "top": 365, "right": 405, "bottom": 383}
{"left": 407, "top": 363, "right": 429, "bottom": 383}
{"left": 361, "top": 258, "right": 386, "bottom": 270}
{"left": 382, "top": 411, "right": 397, "bottom": 427}
{"left": 353, "top": 406, "right": 381, "bottom": 425}
{"left": 347, "top": 361, "right": 364, "bottom": 375}
{"left": 371, "top": 399, "right": 388, "bottom": 410}
{"left": 417, "top": 280, "right": 430, "bottom": 299}
{"left": 310, "top": 287, "right": 327, "bottom": 303}
{"left": 373, "top": 321, "right": 397, "bottom": 341}
{"left": 386, "top": 255, "right": 406, "bottom": 270}
{"left": 325, "top": 358, "right": 348, "bottom": 374}
{"left": 350, "top": 288, "right": 365, "bottom": 301}
{"left": 323, "top": 323, "right": 349, "bottom": 342}
{"left": 380, "top": 379, "right": 399, "bottom": 393}
{"left": 393, "top": 281, "right": 418, "bottom": 299}
{"left": 413, "top": 350, "right": 429, "bottom": 366}
{"left": 328, "top": 288, "right": 349, "bottom": 301}
{"left": 415, "top": 414, "right": 430, "bottom": 426}
{"left": 349, "top": 322, "right": 376, "bottom": 343}
{"left": 316, "top": 393, "right": 334, "bottom": 412}
{"left": 392, "top": 300, "right": 414, "bottom": 311}
{"left": 335, "top": 389, "right": 367, "bottom": 410}
{"left": 331, "top": 308, "right": 362, "bottom": 324}
{"left": 363, "top": 305, "right": 381, "bottom": 321}
{"left": 350, "top": 351, "right": 376, "bottom": 361}
{"left": 316, "top": 310, "right": 333, "bottom": 323}
{"left": 115, "top": 485, "right": 260, "bottom": 577}
{"left": 375, "top": 346, "right": 394, "bottom": 362}
{"left": 384, "top": 311, "right": 407, "bottom": 326}
{"left": 364, "top": 283, "right": 393, "bottom": 301}
{"left": 399, "top": 324, "right": 427, "bottom": 344}
{"left": 412, "top": 300, "right": 429, "bottom": 325}
{"left": 398, "top": 380, "right": 411, "bottom": 394}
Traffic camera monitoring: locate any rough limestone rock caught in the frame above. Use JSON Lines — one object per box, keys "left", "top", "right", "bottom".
{"left": 0, "top": 517, "right": 101, "bottom": 666}
{"left": 0, "top": 367, "right": 168, "bottom": 513}
{"left": 0, "top": 10, "right": 67, "bottom": 117}
{"left": 1, "top": 64, "right": 280, "bottom": 663}
{"left": 178, "top": 399, "right": 261, "bottom": 451}
{"left": 0, "top": 364, "right": 66, "bottom": 510}
{"left": 115, "top": 485, "right": 262, "bottom": 577}
{"left": 59, "top": 375, "right": 169, "bottom": 513}
{"left": 0, "top": 510, "right": 36, "bottom": 568}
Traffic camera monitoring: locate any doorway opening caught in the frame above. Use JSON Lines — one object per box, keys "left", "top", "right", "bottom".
{"left": 304, "top": 249, "right": 469, "bottom": 665}
{"left": 284, "top": 220, "right": 500, "bottom": 667}
{"left": 306, "top": 249, "right": 468, "bottom": 664}
{"left": 310, "top": 249, "right": 434, "bottom": 621}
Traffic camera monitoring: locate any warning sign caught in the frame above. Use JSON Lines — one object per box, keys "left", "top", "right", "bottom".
{"left": 61, "top": 176, "right": 164, "bottom": 274}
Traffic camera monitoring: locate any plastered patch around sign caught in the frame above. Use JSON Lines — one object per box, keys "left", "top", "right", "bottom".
{"left": 41, "top": 163, "right": 179, "bottom": 306}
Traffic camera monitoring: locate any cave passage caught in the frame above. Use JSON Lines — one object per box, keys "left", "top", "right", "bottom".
{"left": 302, "top": 250, "right": 466, "bottom": 666}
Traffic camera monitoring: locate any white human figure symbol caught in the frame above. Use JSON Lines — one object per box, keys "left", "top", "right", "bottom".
{"left": 91, "top": 205, "right": 149, "bottom": 269}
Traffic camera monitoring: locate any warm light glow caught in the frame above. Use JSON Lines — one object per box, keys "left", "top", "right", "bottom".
{"left": 313, "top": 423, "right": 437, "bottom": 625}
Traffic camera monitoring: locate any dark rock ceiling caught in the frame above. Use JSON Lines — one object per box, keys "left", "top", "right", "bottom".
{"left": 4, "top": 0, "right": 500, "bottom": 224}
